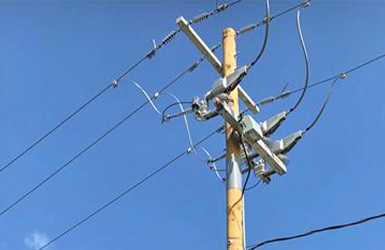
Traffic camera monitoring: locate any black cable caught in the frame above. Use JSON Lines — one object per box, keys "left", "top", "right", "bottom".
{"left": 161, "top": 102, "right": 193, "bottom": 121}
{"left": 224, "top": 0, "right": 271, "bottom": 94}
{"left": 37, "top": 127, "right": 221, "bottom": 250}
{"left": 228, "top": 136, "right": 253, "bottom": 214}
{"left": 0, "top": 84, "right": 112, "bottom": 176}
{"left": 0, "top": 50, "right": 212, "bottom": 220}
{"left": 287, "top": 9, "right": 309, "bottom": 115}
{"left": 247, "top": 211, "right": 385, "bottom": 250}
{"left": 258, "top": 51, "right": 385, "bottom": 106}
{"left": 249, "top": 0, "right": 270, "bottom": 69}
{"left": 304, "top": 77, "right": 339, "bottom": 133}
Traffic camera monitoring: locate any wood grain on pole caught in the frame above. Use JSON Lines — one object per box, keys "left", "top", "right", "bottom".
{"left": 223, "top": 28, "right": 244, "bottom": 250}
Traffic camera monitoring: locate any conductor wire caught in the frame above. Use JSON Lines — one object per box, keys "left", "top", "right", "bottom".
{"left": 36, "top": 127, "right": 221, "bottom": 250}
{"left": 304, "top": 75, "right": 344, "bottom": 134}
{"left": 287, "top": 9, "right": 309, "bottom": 115}
{"left": 248, "top": 0, "right": 270, "bottom": 69}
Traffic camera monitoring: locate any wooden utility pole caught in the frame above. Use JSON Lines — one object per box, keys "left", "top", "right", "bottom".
{"left": 223, "top": 28, "right": 244, "bottom": 250}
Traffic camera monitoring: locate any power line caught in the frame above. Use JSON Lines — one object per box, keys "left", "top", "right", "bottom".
{"left": 0, "top": 47, "right": 218, "bottom": 220}
{"left": 236, "top": 1, "right": 309, "bottom": 36}
{"left": 247, "top": 211, "right": 385, "bottom": 249}
{"left": 258, "top": 51, "right": 385, "bottom": 106}
{"left": 37, "top": 127, "right": 222, "bottom": 250}
{"left": 304, "top": 77, "right": 341, "bottom": 134}
{"left": 0, "top": 84, "right": 112, "bottom": 176}
{"left": 0, "top": 0, "right": 242, "bottom": 178}
{"left": 248, "top": 0, "right": 270, "bottom": 69}
{"left": 287, "top": 8, "right": 310, "bottom": 115}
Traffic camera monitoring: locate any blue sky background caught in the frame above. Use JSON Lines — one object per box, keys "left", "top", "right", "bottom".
{"left": 1, "top": 0, "right": 385, "bottom": 249}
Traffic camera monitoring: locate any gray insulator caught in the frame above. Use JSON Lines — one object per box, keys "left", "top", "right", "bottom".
{"left": 238, "top": 24, "right": 257, "bottom": 35}
{"left": 191, "top": 13, "right": 210, "bottom": 24}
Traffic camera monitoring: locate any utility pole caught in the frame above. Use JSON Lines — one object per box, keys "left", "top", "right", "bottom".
{"left": 223, "top": 28, "right": 244, "bottom": 250}
{"left": 178, "top": 15, "right": 286, "bottom": 250}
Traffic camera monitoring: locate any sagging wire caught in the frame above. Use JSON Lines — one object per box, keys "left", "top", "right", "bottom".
{"left": 303, "top": 74, "right": 345, "bottom": 135}
{"left": 248, "top": 0, "right": 271, "bottom": 69}
{"left": 247, "top": 211, "right": 385, "bottom": 250}
{"left": 287, "top": 8, "right": 310, "bottom": 115}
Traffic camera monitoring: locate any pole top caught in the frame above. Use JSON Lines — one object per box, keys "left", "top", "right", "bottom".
{"left": 223, "top": 28, "right": 236, "bottom": 38}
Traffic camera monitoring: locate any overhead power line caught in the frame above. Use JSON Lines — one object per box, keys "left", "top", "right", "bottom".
{"left": 0, "top": 0, "right": 243, "bottom": 178}
{"left": 37, "top": 127, "right": 223, "bottom": 250}
{"left": 258, "top": 51, "right": 385, "bottom": 106}
{"left": 247, "top": 211, "right": 385, "bottom": 250}
{"left": 0, "top": 45, "right": 221, "bottom": 220}
{"left": 236, "top": 1, "right": 309, "bottom": 36}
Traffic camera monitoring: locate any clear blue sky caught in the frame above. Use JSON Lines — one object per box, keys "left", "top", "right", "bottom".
{"left": 1, "top": 1, "right": 385, "bottom": 249}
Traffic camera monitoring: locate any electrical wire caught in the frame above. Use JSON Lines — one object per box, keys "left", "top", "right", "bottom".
{"left": 257, "top": 51, "right": 385, "bottom": 107}
{"left": 271, "top": 1, "right": 310, "bottom": 20}
{"left": 304, "top": 76, "right": 341, "bottom": 134}
{"left": 236, "top": 1, "right": 309, "bottom": 36}
{"left": 0, "top": 1, "right": 238, "bottom": 178}
{"left": 247, "top": 211, "right": 385, "bottom": 250}
{"left": 287, "top": 9, "right": 310, "bottom": 115}
{"left": 162, "top": 93, "right": 195, "bottom": 154}
{"left": 248, "top": 0, "right": 270, "bottom": 69}
{"left": 0, "top": 84, "right": 112, "bottom": 176}
{"left": 161, "top": 102, "right": 193, "bottom": 122}
{"left": 199, "top": 147, "right": 225, "bottom": 181}
{"left": 37, "top": 127, "right": 222, "bottom": 250}
{"left": 0, "top": 48, "right": 214, "bottom": 220}
{"left": 228, "top": 136, "right": 254, "bottom": 214}
{"left": 131, "top": 80, "right": 162, "bottom": 115}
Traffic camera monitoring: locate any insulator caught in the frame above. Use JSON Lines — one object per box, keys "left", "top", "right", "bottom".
{"left": 259, "top": 96, "right": 275, "bottom": 105}
{"left": 191, "top": 12, "right": 210, "bottom": 24}
{"left": 146, "top": 49, "right": 156, "bottom": 59}
{"left": 279, "top": 90, "right": 291, "bottom": 99}
{"left": 161, "top": 30, "right": 178, "bottom": 45}
{"left": 240, "top": 24, "right": 257, "bottom": 35}
{"left": 211, "top": 43, "right": 221, "bottom": 52}
{"left": 215, "top": 4, "right": 227, "bottom": 13}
